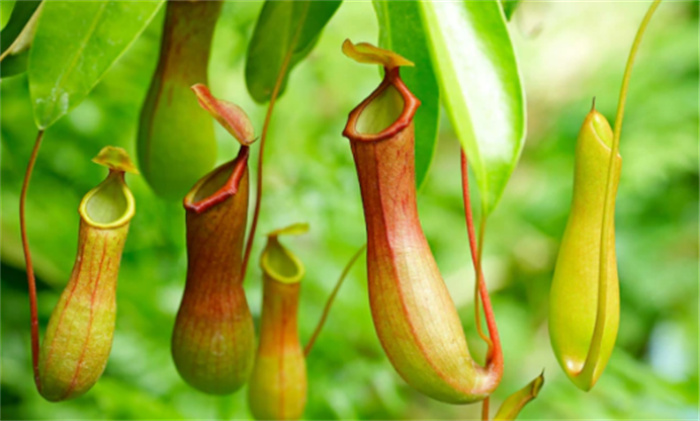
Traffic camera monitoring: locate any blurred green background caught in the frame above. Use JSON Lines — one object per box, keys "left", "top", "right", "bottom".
{"left": 1, "top": 1, "right": 697, "bottom": 419}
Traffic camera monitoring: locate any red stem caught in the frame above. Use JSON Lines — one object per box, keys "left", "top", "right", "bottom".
{"left": 240, "top": 8, "right": 310, "bottom": 281}
{"left": 460, "top": 148, "right": 501, "bottom": 365}
{"left": 482, "top": 396, "right": 490, "bottom": 421}
{"left": 20, "top": 129, "right": 45, "bottom": 392}
{"left": 461, "top": 150, "right": 490, "bottom": 348}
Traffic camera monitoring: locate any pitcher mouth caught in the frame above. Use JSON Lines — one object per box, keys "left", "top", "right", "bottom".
{"left": 343, "top": 67, "right": 420, "bottom": 143}
{"left": 79, "top": 171, "right": 135, "bottom": 229}
{"left": 184, "top": 146, "right": 249, "bottom": 214}
{"left": 260, "top": 223, "right": 308, "bottom": 284}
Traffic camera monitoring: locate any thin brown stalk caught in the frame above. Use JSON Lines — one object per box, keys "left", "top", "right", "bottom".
{"left": 304, "top": 244, "right": 367, "bottom": 357}
{"left": 20, "top": 129, "right": 45, "bottom": 391}
{"left": 460, "top": 149, "right": 492, "bottom": 351}
{"left": 240, "top": 7, "right": 311, "bottom": 281}
{"left": 482, "top": 396, "right": 490, "bottom": 421}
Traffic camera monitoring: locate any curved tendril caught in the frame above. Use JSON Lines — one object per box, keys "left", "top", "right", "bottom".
{"left": 20, "top": 129, "right": 45, "bottom": 392}
{"left": 461, "top": 149, "right": 492, "bottom": 350}
{"left": 581, "top": 0, "right": 661, "bottom": 379}
{"left": 304, "top": 244, "right": 367, "bottom": 357}
{"left": 241, "top": 6, "right": 311, "bottom": 281}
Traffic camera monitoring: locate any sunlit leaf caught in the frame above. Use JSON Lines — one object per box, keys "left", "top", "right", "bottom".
{"left": 0, "top": 0, "right": 39, "bottom": 54}
{"left": 28, "top": 0, "right": 162, "bottom": 129}
{"left": 419, "top": 1, "right": 525, "bottom": 214}
{"left": 1, "top": 0, "right": 16, "bottom": 30}
{"left": 0, "top": 0, "right": 40, "bottom": 78}
{"left": 245, "top": 0, "right": 341, "bottom": 103}
{"left": 373, "top": 0, "right": 440, "bottom": 190}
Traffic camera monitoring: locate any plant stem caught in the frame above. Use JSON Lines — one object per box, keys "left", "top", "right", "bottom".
{"left": 460, "top": 149, "right": 492, "bottom": 351}
{"left": 463, "top": 149, "right": 500, "bottom": 417}
{"left": 239, "top": 82, "right": 279, "bottom": 281}
{"left": 304, "top": 244, "right": 366, "bottom": 357}
{"left": 20, "top": 129, "right": 45, "bottom": 392}
{"left": 482, "top": 396, "right": 490, "bottom": 421}
{"left": 582, "top": 0, "right": 661, "bottom": 377}
{"left": 240, "top": 6, "right": 310, "bottom": 281}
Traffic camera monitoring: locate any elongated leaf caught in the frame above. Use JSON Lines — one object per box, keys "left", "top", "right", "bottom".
{"left": 28, "top": 0, "right": 162, "bottom": 129}
{"left": 1, "top": 0, "right": 15, "bottom": 30}
{"left": 246, "top": 0, "right": 341, "bottom": 103}
{"left": 419, "top": 1, "right": 525, "bottom": 215}
{"left": 373, "top": 0, "right": 440, "bottom": 190}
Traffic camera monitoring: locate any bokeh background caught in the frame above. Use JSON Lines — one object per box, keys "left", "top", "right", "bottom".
{"left": 1, "top": 1, "right": 698, "bottom": 419}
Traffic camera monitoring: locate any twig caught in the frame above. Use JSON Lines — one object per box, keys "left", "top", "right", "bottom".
{"left": 20, "top": 129, "right": 45, "bottom": 392}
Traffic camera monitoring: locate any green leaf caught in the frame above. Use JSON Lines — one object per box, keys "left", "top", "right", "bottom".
{"left": 0, "top": 0, "right": 41, "bottom": 79}
{"left": 0, "top": 50, "right": 27, "bottom": 77}
{"left": 373, "top": 0, "right": 440, "bottom": 190}
{"left": 501, "top": 0, "right": 521, "bottom": 21}
{"left": 1, "top": 0, "right": 16, "bottom": 30}
{"left": 28, "top": 0, "right": 162, "bottom": 129}
{"left": 245, "top": 0, "right": 341, "bottom": 103}
{"left": 0, "top": 0, "right": 39, "bottom": 54}
{"left": 419, "top": 1, "right": 525, "bottom": 215}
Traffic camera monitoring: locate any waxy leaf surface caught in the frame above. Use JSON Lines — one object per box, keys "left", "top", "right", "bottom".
{"left": 420, "top": 1, "right": 525, "bottom": 214}
{"left": 28, "top": 0, "right": 162, "bottom": 129}
{"left": 373, "top": 0, "right": 440, "bottom": 189}
{"left": 246, "top": 0, "right": 341, "bottom": 103}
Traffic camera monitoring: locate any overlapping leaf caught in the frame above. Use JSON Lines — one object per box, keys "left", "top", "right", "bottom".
{"left": 373, "top": 0, "right": 440, "bottom": 189}
{"left": 1, "top": 0, "right": 16, "bottom": 30}
{"left": 420, "top": 1, "right": 525, "bottom": 215}
{"left": 246, "top": 0, "right": 341, "bottom": 103}
{"left": 28, "top": 0, "right": 162, "bottom": 129}
{"left": 0, "top": 0, "right": 41, "bottom": 78}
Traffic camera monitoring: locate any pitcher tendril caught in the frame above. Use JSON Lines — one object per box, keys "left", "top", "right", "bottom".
{"left": 241, "top": 5, "right": 311, "bottom": 281}
{"left": 461, "top": 149, "right": 493, "bottom": 352}
{"left": 304, "top": 244, "right": 367, "bottom": 357}
{"left": 584, "top": 0, "right": 662, "bottom": 382}
{"left": 20, "top": 129, "right": 45, "bottom": 392}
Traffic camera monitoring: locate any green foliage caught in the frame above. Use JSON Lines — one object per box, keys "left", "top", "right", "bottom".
{"left": 245, "top": 0, "right": 341, "bottom": 103}
{"left": 420, "top": 0, "right": 525, "bottom": 215}
{"left": 0, "top": 1, "right": 697, "bottom": 420}
{"left": 0, "top": 0, "right": 40, "bottom": 78}
{"left": 1, "top": 0, "right": 15, "bottom": 30}
{"left": 28, "top": 0, "right": 162, "bottom": 129}
{"left": 0, "top": 0, "right": 36, "bottom": 54}
{"left": 373, "top": 0, "right": 440, "bottom": 190}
